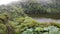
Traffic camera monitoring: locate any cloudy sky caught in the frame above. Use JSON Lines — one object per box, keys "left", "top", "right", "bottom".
{"left": 0, "top": 0, "right": 20, "bottom": 5}
{"left": 0, "top": 0, "right": 53, "bottom": 5}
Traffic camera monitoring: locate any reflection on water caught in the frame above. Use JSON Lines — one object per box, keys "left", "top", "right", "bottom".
{"left": 33, "top": 18, "right": 60, "bottom": 23}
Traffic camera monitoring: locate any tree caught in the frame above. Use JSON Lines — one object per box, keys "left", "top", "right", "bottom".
{"left": 0, "top": 12, "right": 15, "bottom": 34}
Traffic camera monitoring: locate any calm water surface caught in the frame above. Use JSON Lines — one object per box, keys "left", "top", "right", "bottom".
{"left": 33, "top": 18, "right": 60, "bottom": 23}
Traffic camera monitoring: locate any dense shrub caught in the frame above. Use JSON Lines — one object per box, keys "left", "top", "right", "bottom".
{"left": 0, "top": 0, "right": 60, "bottom": 34}
{"left": 0, "top": 13, "right": 60, "bottom": 34}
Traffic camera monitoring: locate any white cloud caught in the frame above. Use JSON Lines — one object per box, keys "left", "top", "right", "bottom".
{"left": 0, "top": 0, "right": 19, "bottom": 5}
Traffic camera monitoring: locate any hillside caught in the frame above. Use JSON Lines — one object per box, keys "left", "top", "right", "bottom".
{"left": 0, "top": 0, "right": 60, "bottom": 34}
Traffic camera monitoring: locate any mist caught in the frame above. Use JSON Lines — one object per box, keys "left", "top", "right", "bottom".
{"left": 0, "top": 0, "right": 20, "bottom": 5}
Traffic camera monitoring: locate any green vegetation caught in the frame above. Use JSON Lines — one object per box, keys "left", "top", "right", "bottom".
{"left": 21, "top": 0, "right": 60, "bottom": 18}
{"left": 0, "top": 0, "right": 60, "bottom": 34}
{"left": 22, "top": 26, "right": 60, "bottom": 34}
{"left": 0, "top": 13, "right": 60, "bottom": 34}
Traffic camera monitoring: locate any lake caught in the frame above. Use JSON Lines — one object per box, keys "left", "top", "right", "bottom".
{"left": 33, "top": 18, "right": 60, "bottom": 23}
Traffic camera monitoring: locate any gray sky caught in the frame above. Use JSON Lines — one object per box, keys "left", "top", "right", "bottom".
{"left": 0, "top": 0, "right": 21, "bottom": 5}
{"left": 0, "top": 0, "right": 53, "bottom": 5}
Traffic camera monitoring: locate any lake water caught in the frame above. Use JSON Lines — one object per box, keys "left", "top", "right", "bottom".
{"left": 33, "top": 18, "right": 60, "bottom": 23}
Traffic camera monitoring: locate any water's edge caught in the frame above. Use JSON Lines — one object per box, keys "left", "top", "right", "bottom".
{"left": 33, "top": 18, "right": 60, "bottom": 23}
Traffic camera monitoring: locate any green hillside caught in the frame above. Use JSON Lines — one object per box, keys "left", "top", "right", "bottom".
{"left": 0, "top": 0, "right": 60, "bottom": 34}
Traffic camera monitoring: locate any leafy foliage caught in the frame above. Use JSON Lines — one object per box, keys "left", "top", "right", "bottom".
{"left": 22, "top": 26, "right": 60, "bottom": 34}
{"left": 0, "top": 0, "right": 60, "bottom": 34}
